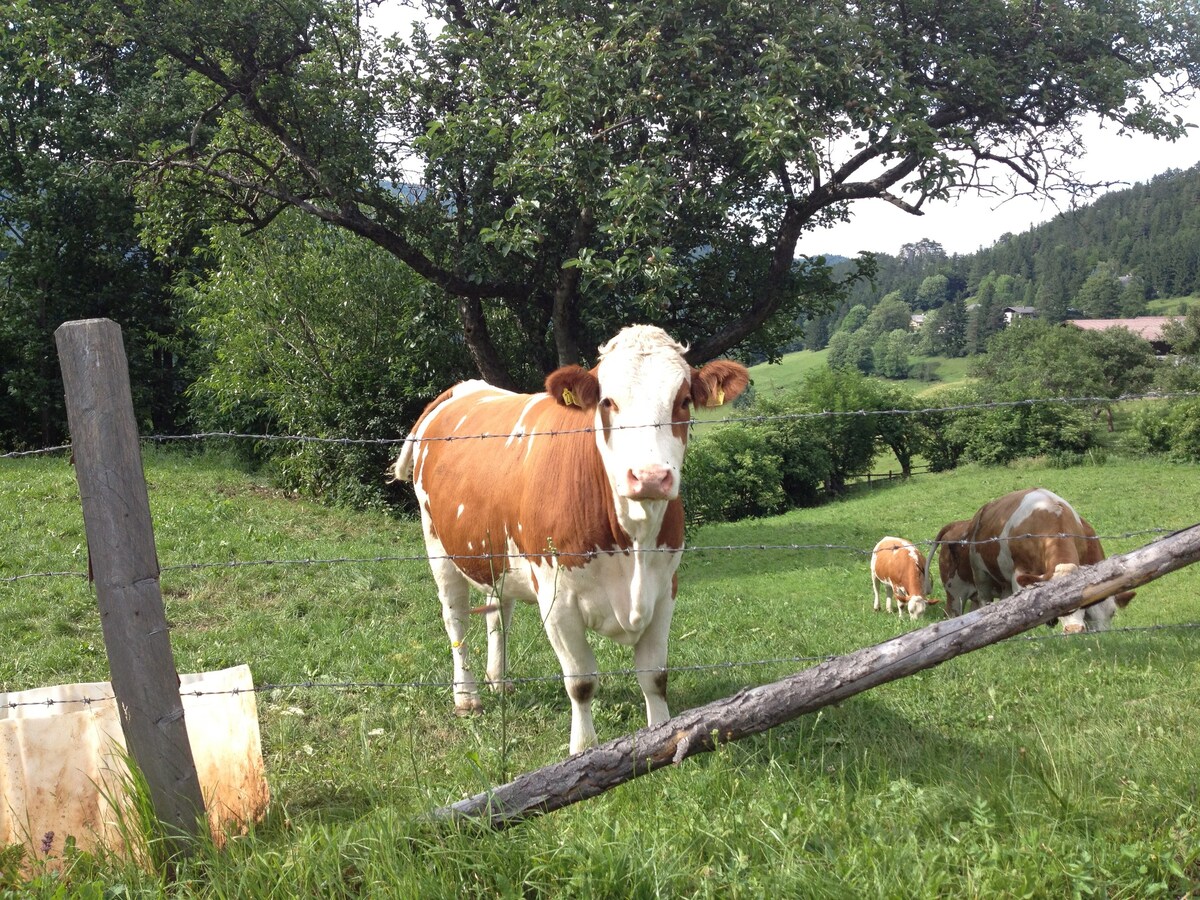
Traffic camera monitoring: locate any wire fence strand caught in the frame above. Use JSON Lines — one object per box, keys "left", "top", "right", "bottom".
{"left": 4, "top": 388, "right": 1199, "bottom": 458}
{"left": 6, "top": 620, "right": 1198, "bottom": 713}
{"left": 1, "top": 528, "right": 1185, "bottom": 584}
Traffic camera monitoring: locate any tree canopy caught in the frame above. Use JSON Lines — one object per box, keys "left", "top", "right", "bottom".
{"left": 9, "top": 0, "right": 1200, "bottom": 389}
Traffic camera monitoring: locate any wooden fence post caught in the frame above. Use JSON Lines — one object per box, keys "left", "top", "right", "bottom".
{"left": 55, "top": 318, "right": 205, "bottom": 856}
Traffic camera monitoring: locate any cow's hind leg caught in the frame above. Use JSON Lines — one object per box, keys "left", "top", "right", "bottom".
{"left": 431, "top": 556, "right": 483, "bottom": 715}
{"left": 485, "top": 592, "right": 516, "bottom": 694}
{"left": 871, "top": 575, "right": 882, "bottom": 612}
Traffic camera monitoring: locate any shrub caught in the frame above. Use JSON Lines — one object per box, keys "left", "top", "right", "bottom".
{"left": 1165, "top": 398, "right": 1200, "bottom": 461}
{"left": 682, "top": 426, "right": 787, "bottom": 523}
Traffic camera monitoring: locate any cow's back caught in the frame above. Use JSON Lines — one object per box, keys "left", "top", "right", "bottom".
{"left": 402, "top": 382, "right": 682, "bottom": 589}
{"left": 968, "top": 488, "right": 1088, "bottom": 597}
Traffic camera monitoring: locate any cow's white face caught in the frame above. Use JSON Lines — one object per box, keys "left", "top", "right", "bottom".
{"left": 544, "top": 325, "right": 749, "bottom": 520}
{"left": 591, "top": 330, "right": 693, "bottom": 503}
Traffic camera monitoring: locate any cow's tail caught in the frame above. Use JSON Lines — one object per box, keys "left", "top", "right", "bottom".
{"left": 389, "top": 436, "right": 418, "bottom": 483}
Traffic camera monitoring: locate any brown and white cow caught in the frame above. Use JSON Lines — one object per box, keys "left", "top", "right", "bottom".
{"left": 934, "top": 519, "right": 976, "bottom": 618}
{"left": 870, "top": 536, "right": 938, "bottom": 620}
{"left": 966, "top": 488, "right": 1135, "bottom": 634}
{"left": 393, "top": 325, "right": 749, "bottom": 754}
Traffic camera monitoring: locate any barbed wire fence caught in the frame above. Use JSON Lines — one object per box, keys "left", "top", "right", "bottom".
{"left": 4, "top": 388, "right": 1200, "bottom": 716}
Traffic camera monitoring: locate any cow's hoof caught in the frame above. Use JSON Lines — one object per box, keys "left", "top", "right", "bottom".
{"left": 454, "top": 698, "right": 484, "bottom": 716}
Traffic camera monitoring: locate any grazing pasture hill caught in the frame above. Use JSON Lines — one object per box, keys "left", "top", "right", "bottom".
{"left": 2, "top": 450, "right": 1199, "bottom": 896}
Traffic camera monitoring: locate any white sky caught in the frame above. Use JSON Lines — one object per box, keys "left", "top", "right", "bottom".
{"left": 370, "top": 2, "right": 1200, "bottom": 260}
{"left": 797, "top": 97, "right": 1200, "bottom": 259}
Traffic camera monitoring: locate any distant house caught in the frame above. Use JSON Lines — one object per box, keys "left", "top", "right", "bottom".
{"left": 1002, "top": 306, "right": 1038, "bottom": 325}
{"left": 1065, "top": 316, "right": 1183, "bottom": 355}
{"left": 909, "top": 313, "right": 926, "bottom": 330}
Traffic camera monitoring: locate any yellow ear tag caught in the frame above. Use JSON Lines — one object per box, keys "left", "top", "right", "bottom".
{"left": 707, "top": 387, "right": 725, "bottom": 408}
{"left": 562, "top": 387, "right": 577, "bottom": 407}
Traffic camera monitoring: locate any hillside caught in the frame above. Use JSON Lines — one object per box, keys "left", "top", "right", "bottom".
{"left": 806, "top": 164, "right": 1200, "bottom": 346}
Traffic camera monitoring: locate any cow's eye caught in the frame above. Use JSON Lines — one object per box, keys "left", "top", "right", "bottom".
{"left": 600, "top": 397, "right": 618, "bottom": 413}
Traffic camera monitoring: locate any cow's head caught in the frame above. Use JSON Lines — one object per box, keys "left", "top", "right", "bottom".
{"left": 545, "top": 325, "right": 748, "bottom": 504}
{"left": 897, "top": 587, "right": 939, "bottom": 620}
{"left": 1020, "top": 563, "right": 1136, "bottom": 633}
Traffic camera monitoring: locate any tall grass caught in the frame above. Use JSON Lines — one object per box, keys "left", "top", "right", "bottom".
{"left": 2, "top": 449, "right": 1199, "bottom": 896}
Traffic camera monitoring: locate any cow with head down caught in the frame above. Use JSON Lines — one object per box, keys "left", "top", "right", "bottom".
{"left": 870, "top": 536, "right": 939, "bottom": 620}
{"left": 934, "top": 519, "right": 976, "bottom": 618}
{"left": 393, "top": 325, "right": 749, "bottom": 754}
{"left": 966, "top": 487, "right": 1135, "bottom": 633}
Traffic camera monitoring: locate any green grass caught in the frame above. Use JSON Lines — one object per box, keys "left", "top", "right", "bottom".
{"left": 746, "top": 348, "right": 830, "bottom": 396}
{"left": 743, "top": 349, "right": 973, "bottom": 405}
{"left": 1145, "top": 294, "right": 1199, "bottom": 316}
{"left": 3, "top": 449, "right": 1200, "bottom": 896}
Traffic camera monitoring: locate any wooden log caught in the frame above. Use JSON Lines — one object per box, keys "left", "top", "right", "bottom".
{"left": 432, "top": 523, "right": 1200, "bottom": 828}
{"left": 55, "top": 319, "right": 205, "bottom": 855}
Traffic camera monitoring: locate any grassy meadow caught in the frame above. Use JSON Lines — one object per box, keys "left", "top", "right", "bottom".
{"left": 3, "top": 449, "right": 1200, "bottom": 896}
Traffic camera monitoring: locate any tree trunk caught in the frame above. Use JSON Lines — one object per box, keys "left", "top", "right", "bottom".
{"left": 551, "top": 207, "right": 593, "bottom": 367}
{"left": 457, "top": 295, "right": 519, "bottom": 390}
{"left": 431, "top": 523, "right": 1200, "bottom": 829}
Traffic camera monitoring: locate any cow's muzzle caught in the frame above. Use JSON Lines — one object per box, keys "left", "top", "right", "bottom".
{"left": 624, "top": 465, "right": 675, "bottom": 500}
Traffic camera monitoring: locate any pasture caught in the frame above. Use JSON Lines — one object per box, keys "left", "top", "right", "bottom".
{"left": 742, "top": 349, "right": 972, "bottom": 402}
{"left": 3, "top": 449, "right": 1200, "bottom": 896}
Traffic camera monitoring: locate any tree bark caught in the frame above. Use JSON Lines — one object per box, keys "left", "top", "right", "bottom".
{"left": 551, "top": 207, "right": 593, "bottom": 368}
{"left": 457, "top": 295, "right": 519, "bottom": 390}
{"left": 431, "top": 523, "right": 1200, "bottom": 828}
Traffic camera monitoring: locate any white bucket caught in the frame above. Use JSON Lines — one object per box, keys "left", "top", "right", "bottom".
{"left": 0, "top": 664, "right": 269, "bottom": 865}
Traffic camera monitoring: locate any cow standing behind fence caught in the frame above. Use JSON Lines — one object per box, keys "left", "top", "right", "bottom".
{"left": 393, "top": 325, "right": 748, "bottom": 754}
{"left": 966, "top": 488, "right": 1135, "bottom": 633}
{"left": 870, "top": 536, "right": 938, "bottom": 620}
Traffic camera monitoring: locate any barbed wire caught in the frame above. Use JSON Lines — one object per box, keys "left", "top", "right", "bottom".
{"left": 5, "top": 620, "right": 1197, "bottom": 712}
{"left": 1, "top": 528, "right": 1184, "bottom": 584}
{"left": 4, "top": 389, "right": 1199, "bottom": 458}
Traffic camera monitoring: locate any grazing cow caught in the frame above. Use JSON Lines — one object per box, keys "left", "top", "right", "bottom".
{"left": 870, "top": 536, "right": 938, "bottom": 620}
{"left": 966, "top": 488, "right": 1135, "bottom": 633}
{"left": 934, "top": 519, "right": 976, "bottom": 618}
{"left": 393, "top": 325, "right": 749, "bottom": 754}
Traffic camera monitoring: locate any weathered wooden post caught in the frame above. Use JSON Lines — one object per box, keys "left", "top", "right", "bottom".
{"left": 55, "top": 318, "right": 205, "bottom": 857}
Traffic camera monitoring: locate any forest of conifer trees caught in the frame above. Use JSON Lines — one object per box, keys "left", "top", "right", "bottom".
{"left": 807, "top": 164, "right": 1200, "bottom": 354}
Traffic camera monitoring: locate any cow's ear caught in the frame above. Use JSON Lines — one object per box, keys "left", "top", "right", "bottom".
{"left": 546, "top": 365, "right": 600, "bottom": 410}
{"left": 1113, "top": 590, "right": 1136, "bottom": 609}
{"left": 926, "top": 597, "right": 941, "bottom": 605}
{"left": 691, "top": 360, "right": 750, "bottom": 409}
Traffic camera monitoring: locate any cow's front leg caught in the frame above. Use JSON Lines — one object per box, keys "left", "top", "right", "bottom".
{"left": 485, "top": 592, "right": 516, "bottom": 694}
{"left": 432, "top": 559, "right": 482, "bottom": 715}
{"left": 538, "top": 588, "right": 598, "bottom": 754}
{"left": 632, "top": 594, "right": 675, "bottom": 727}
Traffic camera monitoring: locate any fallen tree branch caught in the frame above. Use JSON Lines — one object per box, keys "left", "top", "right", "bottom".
{"left": 430, "top": 523, "right": 1200, "bottom": 828}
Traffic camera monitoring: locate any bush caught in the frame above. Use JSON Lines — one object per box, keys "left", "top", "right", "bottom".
{"left": 1165, "top": 398, "right": 1200, "bottom": 461}
{"left": 682, "top": 426, "right": 787, "bottom": 523}
{"left": 1121, "top": 398, "right": 1200, "bottom": 461}
{"left": 959, "top": 402, "right": 1096, "bottom": 466}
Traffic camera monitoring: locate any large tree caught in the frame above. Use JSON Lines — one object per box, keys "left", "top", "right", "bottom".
{"left": 0, "top": 8, "right": 188, "bottom": 448}
{"left": 24, "top": 0, "right": 1200, "bottom": 388}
